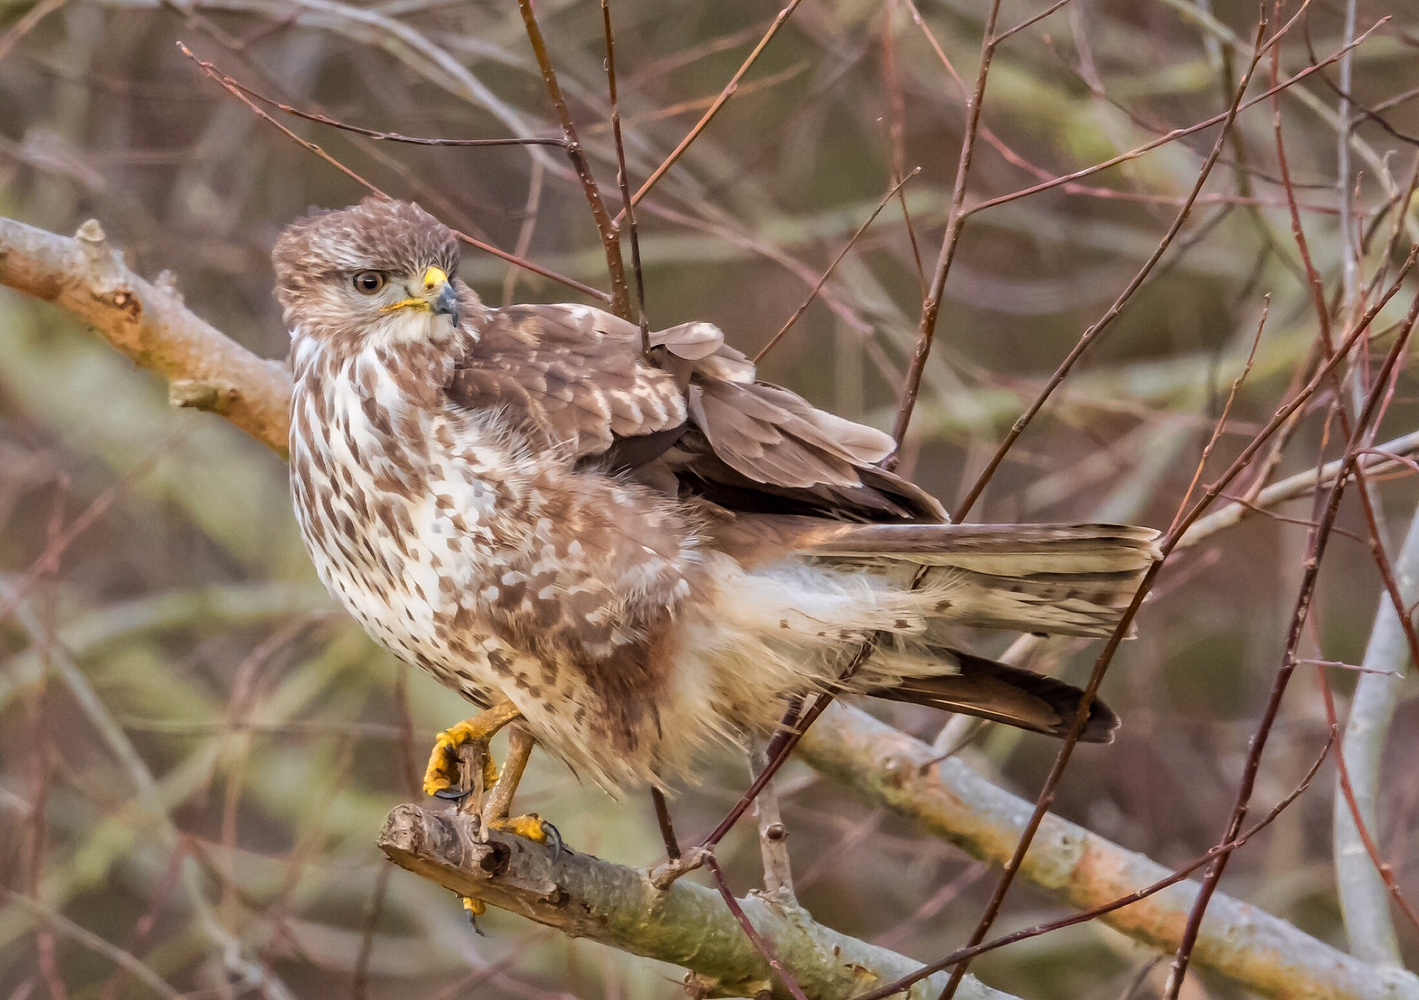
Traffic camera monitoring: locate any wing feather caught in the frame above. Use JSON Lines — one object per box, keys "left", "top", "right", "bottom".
{"left": 447, "top": 293, "right": 942, "bottom": 521}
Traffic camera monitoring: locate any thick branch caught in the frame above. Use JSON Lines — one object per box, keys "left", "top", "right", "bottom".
{"left": 376, "top": 803, "right": 1012, "bottom": 1000}
{"left": 0, "top": 215, "right": 291, "bottom": 453}
{"left": 798, "top": 704, "right": 1419, "bottom": 1000}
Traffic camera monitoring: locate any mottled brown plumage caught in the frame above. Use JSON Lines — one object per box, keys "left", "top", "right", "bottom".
{"left": 274, "top": 197, "right": 1160, "bottom": 796}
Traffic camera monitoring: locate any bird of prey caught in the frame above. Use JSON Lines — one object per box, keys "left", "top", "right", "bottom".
{"left": 274, "top": 197, "right": 1159, "bottom": 850}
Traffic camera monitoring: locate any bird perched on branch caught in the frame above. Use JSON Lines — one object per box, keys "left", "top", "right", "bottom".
{"left": 274, "top": 198, "right": 1159, "bottom": 851}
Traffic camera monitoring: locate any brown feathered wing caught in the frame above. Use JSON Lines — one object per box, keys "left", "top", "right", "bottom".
{"left": 447, "top": 301, "right": 944, "bottom": 521}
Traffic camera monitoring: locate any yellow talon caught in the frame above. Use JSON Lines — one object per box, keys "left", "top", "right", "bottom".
{"left": 461, "top": 896, "right": 486, "bottom": 916}
{"left": 422, "top": 701, "right": 522, "bottom": 799}
{"left": 489, "top": 813, "right": 549, "bottom": 843}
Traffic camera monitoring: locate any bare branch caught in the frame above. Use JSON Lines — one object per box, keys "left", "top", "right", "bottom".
{"left": 516, "top": 0, "right": 630, "bottom": 318}
{"left": 1334, "top": 500, "right": 1419, "bottom": 957}
{"left": 799, "top": 705, "right": 1419, "bottom": 1000}
{"left": 889, "top": 0, "right": 1004, "bottom": 454}
{"left": 375, "top": 803, "right": 1013, "bottom": 1000}
{"left": 0, "top": 214, "right": 291, "bottom": 453}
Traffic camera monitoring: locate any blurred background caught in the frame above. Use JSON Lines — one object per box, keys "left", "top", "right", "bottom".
{"left": 2, "top": 0, "right": 1419, "bottom": 997}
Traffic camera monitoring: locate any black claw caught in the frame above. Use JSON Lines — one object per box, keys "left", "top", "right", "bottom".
{"left": 434, "top": 787, "right": 469, "bottom": 801}
{"left": 465, "top": 909, "right": 485, "bottom": 936}
{"left": 542, "top": 821, "right": 563, "bottom": 863}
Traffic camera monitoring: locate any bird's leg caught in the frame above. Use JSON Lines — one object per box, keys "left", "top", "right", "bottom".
{"left": 424, "top": 704, "right": 560, "bottom": 918}
{"left": 422, "top": 699, "right": 523, "bottom": 801}
{"left": 479, "top": 726, "right": 561, "bottom": 859}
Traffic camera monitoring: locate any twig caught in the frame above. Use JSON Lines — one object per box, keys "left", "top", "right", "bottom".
{"left": 881, "top": 0, "right": 927, "bottom": 296}
{"left": 600, "top": 0, "right": 650, "bottom": 352}
{"left": 177, "top": 44, "right": 610, "bottom": 303}
{"left": 951, "top": 17, "right": 1268, "bottom": 521}
{"left": 1168, "top": 298, "right": 1270, "bottom": 535}
{"left": 516, "top": 0, "right": 630, "bottom": 319}
{"left": 650, "top": 788, "right": 681, "bottom": 862}
{"left": 502, "top": 160, "right": 546, "bottom": 307}
{"left": 1337, "top": 0, "right": 1363, "bottom": 314}
{"left": 889, "top": 0, "right": 1005, "bottom": 453}
{"left": 212, "top": 76, "right": 568, "bottom": 147}
{"left": 1163, "top": 286, "right": 1419, "bottom": 999}
{"left": 704, "top": 854, "right": 809, "bottom": 1000}
{"left": 995, "top": 0, "right": 1074, "bottom": 44}
{"left": 755, "top": 168, "right": 920, "bottom": 362}
{"left": 617, "top": 0, "right": 806, "bottom": 218}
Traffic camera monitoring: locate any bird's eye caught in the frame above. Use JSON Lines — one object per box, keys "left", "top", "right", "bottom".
{"left": 352, "top": 271, "right": 386, "bottom": 294}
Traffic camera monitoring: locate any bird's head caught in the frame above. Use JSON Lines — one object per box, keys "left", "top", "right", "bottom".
{"left": 273, "top": 198, "right": 477, "bottom": 350}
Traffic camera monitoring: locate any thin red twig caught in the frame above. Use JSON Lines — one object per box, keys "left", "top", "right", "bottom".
{"left": 755, "top": 168, "right": 920, "bottom": 363}
{"left": 210, "top": 74, "right": 567, "bottom": 148}
{"left": 889, "top": 0, "right": 1006, "bottom": 453}
{"left": 177, "top": 43, "right": 611, "bottom": 303}
{"left": 600, "top": 0, "right": 650, "bottom": 351}
{"left": 1169, "top": 299, "right": 1271, "bottom": 535}
{"left": 1163, "top": 287, "right": 1419, "bottom": 999}
{"left": 853, "top": 726, "right": 1335, "bottom": 999}
{"left": 951, "top": 18, "right": 1269, "bottom": 522}
{"left": 616, "top": 0, "right": 806, "bottom": 220}
{"left": 1318, "top": 668, "right": 1419, "bottom": 929}
{"left": 515, "top": 0, "right": 630, "bottom": 317}
{"left": 703, "top": 854, "right": 809, "bottom": 1000}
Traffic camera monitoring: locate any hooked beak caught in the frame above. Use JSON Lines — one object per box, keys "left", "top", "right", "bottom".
{"left": 384, "top": 265, "right": 460, "bottom": 327}
{"left": 423, "top": 266, "right": 460, "bottom": 328}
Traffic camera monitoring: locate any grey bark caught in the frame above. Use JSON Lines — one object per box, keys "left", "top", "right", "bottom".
{"left": 377, "top": 803, "right": 1014, "bottom": 1000}
{"left": 1334, "top": 503, "right": 1419, "bottom": 966}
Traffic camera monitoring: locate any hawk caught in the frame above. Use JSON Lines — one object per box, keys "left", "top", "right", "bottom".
{"left": 274, "top": 198, "right": 1158, "bottom": 849}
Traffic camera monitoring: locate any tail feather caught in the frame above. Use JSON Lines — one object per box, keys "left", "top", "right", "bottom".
{"left": 802, "top": 522, "right": 1161, "bottom": 638}
{"left": 867, "top": 648, "right": 1118, "bottom": 743}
